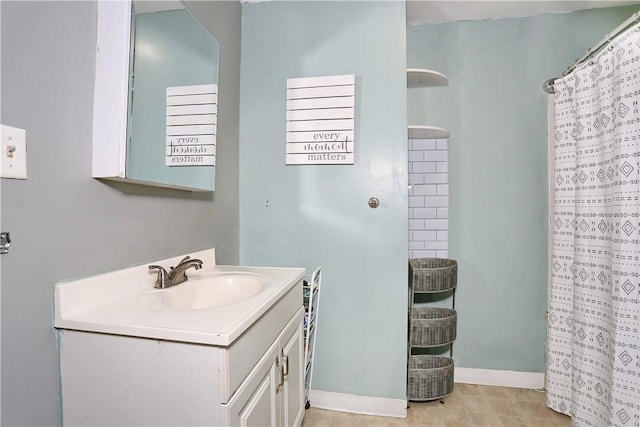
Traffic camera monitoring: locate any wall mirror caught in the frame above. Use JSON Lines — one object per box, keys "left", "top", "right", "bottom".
{"left": 92, "top": 0, "right": 219, "bottom": 192}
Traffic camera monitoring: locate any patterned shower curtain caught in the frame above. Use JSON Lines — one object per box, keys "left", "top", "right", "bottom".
{"left": 546, "top": 21, "right": 640, "bottom": 427}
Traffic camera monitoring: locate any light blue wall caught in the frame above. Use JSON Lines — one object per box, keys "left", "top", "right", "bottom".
{"left": 407, "top": 5, "right": 639, "bottom": 372}
{"left": 239, "top": 1, "right": 408, "bottom": 399}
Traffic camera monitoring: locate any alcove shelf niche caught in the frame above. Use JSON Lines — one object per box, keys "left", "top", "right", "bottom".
{"left": 407, "top": 68, "right": 449, "bottom": 140}
{"left": 407, "top": 68, "right": 448, "bottom": 89}
{"left": 408, "top": 125, "right": 449, "bottom": 140}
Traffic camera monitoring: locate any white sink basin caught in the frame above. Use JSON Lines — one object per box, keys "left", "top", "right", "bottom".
{"left": 161, "top": 272, "right": 271, "bottom": 310}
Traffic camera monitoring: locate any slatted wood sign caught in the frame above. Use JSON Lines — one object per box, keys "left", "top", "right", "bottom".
{"left": 286, "top": 74, "right": 355, "bottom": 165}
{"left": 165, "top": 84, "right": 217, "bottom": 167}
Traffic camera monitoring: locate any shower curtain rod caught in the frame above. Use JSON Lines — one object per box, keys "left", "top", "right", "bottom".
{"left": 542, "top": 11, "right": 640, "bottom": 94}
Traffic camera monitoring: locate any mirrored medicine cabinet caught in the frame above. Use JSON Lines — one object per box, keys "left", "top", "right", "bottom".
{"left": 92, "top": 0, "right": 219, "bottom": 192}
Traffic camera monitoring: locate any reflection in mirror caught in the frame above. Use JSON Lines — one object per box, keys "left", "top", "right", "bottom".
{"left": 127, "top": 1, "right": 219, "bottom": 191}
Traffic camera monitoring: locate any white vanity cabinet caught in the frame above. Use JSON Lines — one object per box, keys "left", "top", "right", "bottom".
{"left": 56, "top": 256, "right": 306, "bottom": 427}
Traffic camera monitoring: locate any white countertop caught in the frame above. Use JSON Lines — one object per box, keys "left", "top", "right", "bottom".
{"left": 54, "top": 249, "right": 305, "bottom": 346}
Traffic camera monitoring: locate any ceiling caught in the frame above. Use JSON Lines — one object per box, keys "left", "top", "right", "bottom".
{"left": 406, "top": 1, "right": 639, "bottom": 25}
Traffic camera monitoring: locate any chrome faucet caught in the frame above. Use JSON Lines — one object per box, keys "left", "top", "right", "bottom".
{"left": 148, "top": 256, "right": 203, "bottom": 289}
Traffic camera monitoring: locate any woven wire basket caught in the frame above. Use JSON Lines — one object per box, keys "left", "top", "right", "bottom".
{"left": 408, "top": 355, "right": 454, "bottom": 401}
{"left": 409, "top": 258, "right": 457, "bottom": 293}
{"left": 410, "top": 307, "right": 457, "bottom": 347}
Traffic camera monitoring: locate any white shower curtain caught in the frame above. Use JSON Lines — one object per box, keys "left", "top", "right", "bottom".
{"left": 546, "top": 21, "right": 640, "bottom": 426}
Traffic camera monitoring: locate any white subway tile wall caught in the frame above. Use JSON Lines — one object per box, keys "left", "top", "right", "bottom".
{"left": 408, "top": 138, "right": 449, "bottom": 259}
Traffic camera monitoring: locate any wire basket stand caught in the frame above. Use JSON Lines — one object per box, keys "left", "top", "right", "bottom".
{"left": 408, "top": 258, "right": 458, "bottom": 402}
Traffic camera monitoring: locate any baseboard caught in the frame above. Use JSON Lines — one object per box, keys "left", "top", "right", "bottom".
{"left": 308, "top": 389, "right": 407, "bottom": 418}
{"left": 454, "top": 367, "right": 545, "bottom": 390}
{"left": 308, "top": 369, "right": 543, "bottom": 418}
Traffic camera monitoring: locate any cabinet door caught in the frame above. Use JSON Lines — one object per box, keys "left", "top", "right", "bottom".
{"left": 225, "top": 343, "right": 279, "bottom": 427}
{"left": 224, "top": 309, "right": 305, "bottom": 427}
{"left": 279, "top": 310, "right": 305, "bottom": 427}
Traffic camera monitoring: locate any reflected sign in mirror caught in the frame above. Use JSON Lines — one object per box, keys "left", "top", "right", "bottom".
{"left": 127, "top": 1, "right": 219, "bottom": 191}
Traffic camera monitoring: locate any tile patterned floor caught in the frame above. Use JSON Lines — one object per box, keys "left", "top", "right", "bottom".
{"left": 302, "top": 384, "right": 572, "bottom": 426}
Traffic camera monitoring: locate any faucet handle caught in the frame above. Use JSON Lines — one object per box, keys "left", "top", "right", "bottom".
{"left": 174, "top": 256, "right": 191, "bottom": 267}
{"left": 148, "top": 265, "right": 169, "bottom": 289}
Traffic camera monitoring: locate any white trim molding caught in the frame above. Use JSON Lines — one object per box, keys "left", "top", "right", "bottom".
{"left": 454, "top": 367, "right": 545, "bottom": 390}
{"left": 308, "top": 368, "right": 544, "bottom": 418}
{"left": 309, "top": 389, "right": 407, "bottom": 419}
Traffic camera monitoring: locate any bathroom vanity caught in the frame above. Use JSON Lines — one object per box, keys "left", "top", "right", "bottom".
{"left": 54, "top": 249, "right": 306, "bottom": 426}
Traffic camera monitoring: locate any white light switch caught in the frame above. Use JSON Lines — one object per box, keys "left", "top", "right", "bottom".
{"left": 1, "top": 124, "right": 27, "bottom": 179}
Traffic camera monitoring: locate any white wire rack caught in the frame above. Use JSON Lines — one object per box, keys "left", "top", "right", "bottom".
{"left": 303, "top": 267, "right": 322, "bottom": 409}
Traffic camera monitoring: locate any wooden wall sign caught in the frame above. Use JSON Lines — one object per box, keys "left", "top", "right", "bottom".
{"left": 286, "top": 75, "right": 355, "bottom": 165}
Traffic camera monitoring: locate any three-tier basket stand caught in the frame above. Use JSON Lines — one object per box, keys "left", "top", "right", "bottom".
{"left": 408, "top": 258, "right": 458, "bottom": 402}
